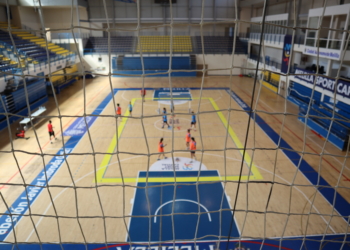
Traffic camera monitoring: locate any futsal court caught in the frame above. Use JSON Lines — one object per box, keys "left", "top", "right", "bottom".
{"left": 0, "top": 76, "right": 349, "bottom": 249}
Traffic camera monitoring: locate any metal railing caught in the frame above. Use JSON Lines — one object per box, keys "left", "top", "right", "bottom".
{"left": 50, "top": 32, "right": 89, "bottom": 40}
{"left": 248, "top": 33, "right": 305, "bottom": 46}
{"left": 248, "top": 53, "right": 300, "bottom": 73}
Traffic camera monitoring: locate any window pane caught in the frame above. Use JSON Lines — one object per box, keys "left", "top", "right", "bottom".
{"left": 319, "top": 16, "right": 331, "bottom": 38}
{"left": 330, "top": 15, "right": 347, "bottom": 40}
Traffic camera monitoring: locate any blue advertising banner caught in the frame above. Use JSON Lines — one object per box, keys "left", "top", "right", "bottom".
{"left": 294, "top": 68, "right": 350, "bottom": 98}
{"left": 281, "top": 35, "right": 292, "bottom": 73}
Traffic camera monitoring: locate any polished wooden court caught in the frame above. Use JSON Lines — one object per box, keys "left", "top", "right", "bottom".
{"left": 0, "top": 75, "right": 349, "bottom": 243}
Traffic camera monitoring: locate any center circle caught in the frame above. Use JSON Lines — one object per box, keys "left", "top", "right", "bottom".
{"left": 154, "top": 117, "right": 192, "bottom": 132}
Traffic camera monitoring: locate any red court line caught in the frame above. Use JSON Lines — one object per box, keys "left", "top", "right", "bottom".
{"left": 0, "top": 85, "right": 108, "bottom": 189}
{"left": 236, "top": 86, "right": 350, "bottom": 182}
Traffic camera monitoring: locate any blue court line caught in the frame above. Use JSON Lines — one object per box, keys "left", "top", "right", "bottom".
{"left": 0, "top": 90, "right": 118, "bottom": 241}
{"left": 226, "top": 89, "right": 350, "bottom": 221}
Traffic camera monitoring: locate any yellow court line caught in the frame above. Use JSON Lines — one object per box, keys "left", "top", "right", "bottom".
{"left": 95, "top": 96, "right": 263, "bottom": 183}
{"left": 95, "top": 99, "right": 136, "bottom": 183}
{"left": 208, "top": 98, "right": 263, "bottom": 180}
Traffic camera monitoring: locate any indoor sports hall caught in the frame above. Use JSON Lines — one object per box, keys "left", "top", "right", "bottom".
{"left": 0, "top": 0, "right": 350, "bottom": 249}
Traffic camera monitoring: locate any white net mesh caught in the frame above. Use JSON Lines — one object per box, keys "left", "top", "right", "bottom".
{"left": 0, "top": 0, "right": 350, "bottom": 249}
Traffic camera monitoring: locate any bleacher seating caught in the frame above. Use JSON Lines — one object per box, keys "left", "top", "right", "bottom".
{"left": 84, "top": 35, "right": 248, "bottom": 55}
{"left": 194, "top": 36, "right": 247, "bottom": 54}
{"left": 287, "top": 82, "right": 322, "bottom": 106}
{"left": 0, "top": 53, "right": 18, "bottom": 73}
{"left": 136, "top": 36, "right": 192, "bottom": 53}
{"left": 0, "top": 77, "right": 48, "bottom": 131}
{"left": 0, "top": 23, "right": 73, "bottom": 64}
{"left": 47, "top": 64, "right": 79, "bottom": 94}
{"left": 288, "top": 81, "right": 350, "bottom": 150}
{"left": 84, "top": 37, "right": 134, "bottom": 54}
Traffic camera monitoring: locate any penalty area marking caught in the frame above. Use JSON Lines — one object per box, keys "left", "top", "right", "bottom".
{"left": 94, "top": 95, "right": 263, "bottom": 183}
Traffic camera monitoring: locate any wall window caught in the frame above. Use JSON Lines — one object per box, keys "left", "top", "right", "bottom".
{"left": 319, "top": 16, "right": 331, "bottom": 48}
{"left": 306, "top": 16, "right": 319, "bottom": 46}
{"left": 330, "top": 15, "right": 347, "bottom": 50}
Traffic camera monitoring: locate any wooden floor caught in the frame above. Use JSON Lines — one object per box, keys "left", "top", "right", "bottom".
{"left": 0, "top": 75, "right": 349, "bottom": 243}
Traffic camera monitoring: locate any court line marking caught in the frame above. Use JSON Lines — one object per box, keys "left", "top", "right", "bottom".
{"left": 0, "top": 85, "right": 108, "bottom": 190}
{"left": 26, "top": 153, "right": 337, "bottom": 242}
{"left": 153, "top": 199, "right": 212, "bottom": 223}
{"left": 227, "top": 89, "right": 350, "bottom": 223}
{"left": 96, "top": 94, "right": 263, "bottom": 183}
{"left": 25, "top": 155, "right": 143, "bottom": 242}
{"left": 237, "top": 86, "right": 350, "bottom": 180}
{"left": 1, "top": 90, "right": 116, "bottom": 242}
{"left": 307, "top": 135, "right": 350, "bottom": 172}
{"left": 122, "top": 89, "right": 224, "bottom": 109}
{"left": 99, "top": 98, "right": 135, "bottom": 179}
{"left": 208, "top": 97, "right": 263, "bottom": 181}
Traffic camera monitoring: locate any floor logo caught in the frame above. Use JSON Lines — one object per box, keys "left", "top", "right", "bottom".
{"left": 183, "top": 163, "right": 193, "bottom": 170}
{"left": 150, "top": 157, "right": 207, "bottom": 171}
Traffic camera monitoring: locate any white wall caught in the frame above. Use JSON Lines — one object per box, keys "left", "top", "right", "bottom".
{"left": 293, "top": 51, "right": 302, "bottom": 66}
{"left": 90, "top": 22, "right": 103, "bottom": 37}
{"left": 332, "top": 61, "right": 350, "bottom": 78}
{"left": 17, "top": 6, "right": 41, "bottom": 30}
{"left": 196, "top": 54, "right": 247, "bottom": 75}
{"left": 10, "top": 6, "right": 89, "bottom": 36}
{"left": 82, "top": 54, "right": 111, "bottom": 75}
{"left": 307, "top": 55, "right": 329, "bottom": 68}
{"left": 264, "top": 47, "right": 282, "bottom": 62}
{"left": 255, "top": 0, "right": 349, "bottom": 17}
{"left": 43, "top": 7, "right": 89, "bottom": 35}
{"left": 240, "top": 7, "right": 251, "bottom": 34}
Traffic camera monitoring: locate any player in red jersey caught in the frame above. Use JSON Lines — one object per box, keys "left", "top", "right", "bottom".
{"left": 48, "top": 120, "right": 57, "bottom": 144}
{"left": 116, "top": 103, "right": 121, "bottom": 120}
{"left": 185, "top": 129, "right": 191, "bottom": 150}
{"left": 190, "top": 137, "right": 197, "bottom": 163}
{"left": 141, "top": 89, "right": 146, "bottom": 102}
{"left": 157, "top": 138, "right": 167, "bottom": 160}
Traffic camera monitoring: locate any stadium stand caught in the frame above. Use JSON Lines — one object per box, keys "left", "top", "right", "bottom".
{"left": 0, "top": 52, "right": 18, "bottom": 73}
{"left": 288, "top": 81, "right": 350, "bottom": 150}
{"left": 84, "top": 35, "right": 249, "bottom": 55}
{"left": 46, "top": 64, "right": 79, "bottom": 95}
{"left": 194, "top": 36, "right": 248, "bottom": 54}
{"left": 0, "top": 22, "right": 73, "bottom": 65}
{"left": 136, "top": 36, "right": 193, "bottom": 53}
{"left": 0, "top": 77, "right": 48, "bottom": 131}
{"left": 84, "top": 37, "right": 135, "bottom": 54}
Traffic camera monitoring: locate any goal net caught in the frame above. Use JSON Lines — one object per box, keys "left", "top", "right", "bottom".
{"left": 0, "top": 0, "right": 349, "bottom": 250}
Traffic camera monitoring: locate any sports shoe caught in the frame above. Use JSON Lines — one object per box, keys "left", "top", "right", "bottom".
{"left": 164, "top": 157, "right": 168, "bottom": 159}
{"left": 157, "top": 158, "right": 160, "bottom": 161}
{"left": 162, "top": 126, "right": 164, "bottom": 129}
